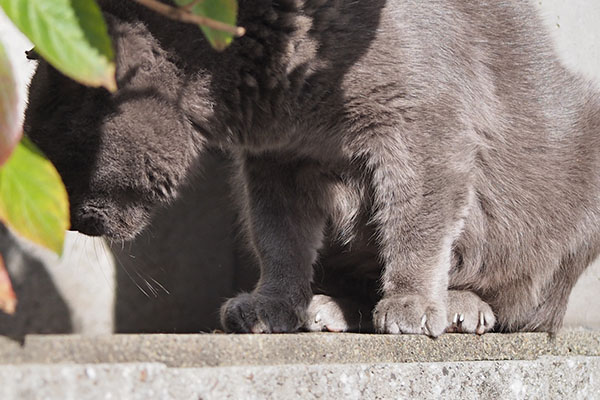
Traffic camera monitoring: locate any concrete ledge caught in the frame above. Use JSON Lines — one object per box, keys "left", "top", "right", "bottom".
{"left": 1, "top": 332, "right": 599, "bottom": 399}
{"left": 1, "top": 331, "right": 599, "bottom": 366}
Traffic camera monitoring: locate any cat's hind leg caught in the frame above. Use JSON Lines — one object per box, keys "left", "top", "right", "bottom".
{"left": 304, "top": 294, "right": 373, "bottom": 332}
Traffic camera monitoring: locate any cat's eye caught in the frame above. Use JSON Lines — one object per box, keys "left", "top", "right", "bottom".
{"left": 141, "top": 48, "right": 161, "bottom": 72}
{"left": 25, "top": 48, "right": 40, "bottom": 61}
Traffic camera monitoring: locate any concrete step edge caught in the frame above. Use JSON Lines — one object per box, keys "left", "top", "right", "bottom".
{"left": 1, "top": 331, "right": 598, "bottom": 367}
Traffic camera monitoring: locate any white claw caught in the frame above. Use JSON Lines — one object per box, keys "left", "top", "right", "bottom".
{"left": 452, "top": 313, "right": 459, "bottom": 325}
{"left": 475, "top": 312, "right": 486, "bottom": 335}
{"left": 314, "top": 313, "right": 321, "bottom": 324}
{"left": 421, "top": 314, "right": 431, "bottom": 336}
{"left": 459, "top": 314, "right": 465, "bottom": 323}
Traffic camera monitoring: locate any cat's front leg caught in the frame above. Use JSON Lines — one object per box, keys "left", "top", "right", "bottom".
{"left": 362, "top": 135, "right": 469, "bottom": 337}
{"left": 220, "top": 154, "right": 328, "bottom": 333}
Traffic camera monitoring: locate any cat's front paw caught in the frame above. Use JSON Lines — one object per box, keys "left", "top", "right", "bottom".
{"left": 446, "top": 290, "right": 496, "bottom": 334}
{"left": 220, "top": 293, "right": 304, "bottom": 333}
{"left": 373, "top": 294, "right": 446, "bottom": 337}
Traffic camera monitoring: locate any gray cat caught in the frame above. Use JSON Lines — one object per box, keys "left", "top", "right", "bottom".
{"left": 24, "top": 0, "right": 600, "bottom": 336}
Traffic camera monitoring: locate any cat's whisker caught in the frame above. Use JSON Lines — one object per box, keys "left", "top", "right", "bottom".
{"left": 114, "top": 254, "right": 150, "bottom": 298}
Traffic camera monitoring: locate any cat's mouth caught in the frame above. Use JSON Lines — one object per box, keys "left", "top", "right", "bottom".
{"left": 70, "top": 200, "right": 151, "bottom": 241}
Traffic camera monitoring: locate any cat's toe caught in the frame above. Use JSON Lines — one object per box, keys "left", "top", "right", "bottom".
{"left": 446, "top": 290, "right": 496, "bottom": 334}
{"left": 305, "top": 294, "right": 372, "bottom": 332}
{"left": 373, "top": 294, "right": 446, "bottom": 337}
{"left": 220, "top": 293, "right": 304, "bottom": 333}
{"left": 305, "top": 295, "right": 348, "bottom": 332}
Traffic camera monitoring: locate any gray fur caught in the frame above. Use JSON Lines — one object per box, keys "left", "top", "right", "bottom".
{"left": 24, "top": 0, "right": 600, "bottom": 335}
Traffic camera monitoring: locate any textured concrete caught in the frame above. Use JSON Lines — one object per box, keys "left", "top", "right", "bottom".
{"left": 1, "top": 332, "right": 599, "bottom": 367}
{"left": 0, "top": 357, "right": 598, "bottom": 400}
{"left": 0, "top": 333, "right": 599, "bottom": 400}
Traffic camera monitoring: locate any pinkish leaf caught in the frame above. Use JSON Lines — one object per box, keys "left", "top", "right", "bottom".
{"left": 0, "top": 40, "right": 21, "bottom": 165}
{"left": 0, "top": 253, "right": 16, "bottom": 315}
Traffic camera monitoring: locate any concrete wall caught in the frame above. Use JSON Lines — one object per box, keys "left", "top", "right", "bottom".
{"left": 534, "top": 0, "right": 600, "bottom": 329}
{"left": 0, "top": 1, "right": 599, "bottom": 335}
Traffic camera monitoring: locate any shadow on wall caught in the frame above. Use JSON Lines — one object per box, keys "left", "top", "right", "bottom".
{"left": 0, "top": 226, "right": 73, "bottom": 338}
{"left": 0, "top": 151, "right": 256, "bottom": 335}
{"left": 110, "top": 151, "right": 257, "bottom": 333}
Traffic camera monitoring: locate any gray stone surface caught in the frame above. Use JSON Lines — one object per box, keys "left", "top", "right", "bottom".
{"left": 1, "top": 332, "right": 599, "bottom": 367}
{"left": 0, "top": 333, "right": 598, "bottom": 399}
{"left": 0, "top": 357, "right": 598, "bottom": 400}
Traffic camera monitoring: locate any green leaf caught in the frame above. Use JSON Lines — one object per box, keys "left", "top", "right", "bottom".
{"left": 175, "top": 0, "right": 238, "bottom": 51}
{"left": 0, "top": 137, "right": 70, "bottom": 254}
{"left": 0, "top": 40, "right": 20, "bottom": 165}
{"left": 0, "top": 0, "right": 116, "bottom": 91}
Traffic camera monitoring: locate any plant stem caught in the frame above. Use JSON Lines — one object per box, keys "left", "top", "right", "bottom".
{"left": 131, "top": 0, "right": 245, "bottom": 37}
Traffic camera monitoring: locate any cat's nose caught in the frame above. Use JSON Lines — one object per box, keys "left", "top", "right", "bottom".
{"left": 70, "top": 205, "right": 107, "bottom": 237}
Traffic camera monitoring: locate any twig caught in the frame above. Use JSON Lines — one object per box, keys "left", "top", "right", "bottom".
{"left": 132, "top": 0, "right": 245, "bottom": 37}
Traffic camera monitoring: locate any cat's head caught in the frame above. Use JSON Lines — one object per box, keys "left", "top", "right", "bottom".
{"left": 24, "top": 13, "right": 209, "bottom": 240}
